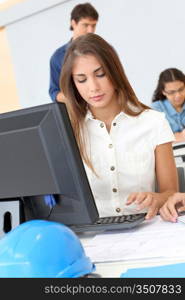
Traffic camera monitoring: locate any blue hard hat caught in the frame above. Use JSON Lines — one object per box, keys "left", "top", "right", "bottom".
{"left": 0, "top": 220, "right": 95, "bottom": 278}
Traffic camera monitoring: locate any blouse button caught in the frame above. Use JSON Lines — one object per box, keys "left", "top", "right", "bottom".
{"left": 113, "top": 122, "right": 117, "bottom": 126}
{"left": 116, "top": 208, "right": 121, "bottom": 213}
{"left": 100, "top": 123, "right": 104, "bottom": 128}
{"left": 112, "top": 188, "right": 117, "bottom": 193}
{"left": 108, "top": 144, "right": 113, "bottom": 148}
{"left": 110, "top": 166, "right": 115, "bottom": 171}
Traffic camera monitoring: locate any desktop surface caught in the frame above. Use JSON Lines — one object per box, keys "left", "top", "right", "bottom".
{"left": 80, "top": 215, "right": 185, "bottom": 278}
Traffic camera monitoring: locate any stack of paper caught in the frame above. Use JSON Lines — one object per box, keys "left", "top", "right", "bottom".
{"left": 82, "top": 216, "right": 185, "bottom": 263}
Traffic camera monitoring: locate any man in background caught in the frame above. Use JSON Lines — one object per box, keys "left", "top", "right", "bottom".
{"left": 49, "top": 2, "right": 99, "bottom": 102}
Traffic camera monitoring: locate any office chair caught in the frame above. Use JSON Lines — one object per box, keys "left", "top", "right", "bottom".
{"left": 173, "top": 142, "right": 185, "bottom": 166}
{"left": 176, "top": 167, "right": 185, "bottom": 193}
{"left": 172, "top": 142, "right": 185, "bottom": 192}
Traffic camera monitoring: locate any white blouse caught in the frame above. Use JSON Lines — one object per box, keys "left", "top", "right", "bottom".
{"left": 83, "top": 109, "right": 175, "bottom": 217}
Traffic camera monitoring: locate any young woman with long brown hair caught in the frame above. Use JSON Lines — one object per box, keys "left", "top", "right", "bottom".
{"left": 60, "top": 33, "right": 178, "bottom": 220}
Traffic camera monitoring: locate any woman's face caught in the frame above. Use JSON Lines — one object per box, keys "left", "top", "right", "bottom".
{"left": 72, "top": 54, "right": 117, "bottom": 112}
{"left": 163, "top": 80, "right": 185, "bottom": 110}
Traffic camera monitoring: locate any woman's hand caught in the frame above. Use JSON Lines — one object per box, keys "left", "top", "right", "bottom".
{"left": 159, "top": 192, "right": 185, "bottom": 222}
{"left": 126, "top": 192, "right": 160, "bottom": 220}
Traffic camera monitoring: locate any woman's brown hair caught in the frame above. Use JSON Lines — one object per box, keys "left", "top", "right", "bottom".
{"left": 60, "top": 33, "right": 149, "bottom": 169}
{"left": 152, "top": 68, "right": 185, "bottom": 102}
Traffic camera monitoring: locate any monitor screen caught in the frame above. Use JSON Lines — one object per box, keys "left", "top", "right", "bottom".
{"left": 0, "top": 102, "right": 98, "bottom": 225}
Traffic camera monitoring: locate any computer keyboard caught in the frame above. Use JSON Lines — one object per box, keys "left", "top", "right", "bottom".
{"left": 70, "top": 213, "right": 146, "bottom": 232}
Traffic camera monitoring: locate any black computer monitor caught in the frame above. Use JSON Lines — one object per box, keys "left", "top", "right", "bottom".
{"left": 0, "top": 102, "right": 98, "bottom": 225}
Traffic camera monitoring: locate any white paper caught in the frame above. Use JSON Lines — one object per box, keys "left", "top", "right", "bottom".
{"left": 82, "top": 216, "right": 185, "bottom": 263}
{"left": 178, "top": 215, "right": 185, "bottom": 224}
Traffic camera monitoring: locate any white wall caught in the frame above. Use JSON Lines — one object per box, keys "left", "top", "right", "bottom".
{"left": 1, "top": 0, "right": 185, "bottom": 108}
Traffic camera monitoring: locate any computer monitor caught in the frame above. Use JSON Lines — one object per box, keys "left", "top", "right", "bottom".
{"left": 0, "top": 102, "right": 98, "bottom": 225}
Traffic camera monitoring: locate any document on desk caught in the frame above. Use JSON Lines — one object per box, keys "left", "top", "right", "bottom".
{"left": 82, "top": 216, "right": 185, "bottom": 263}
{"left": 178, "top": 215, "right": 185, "bottom": 224}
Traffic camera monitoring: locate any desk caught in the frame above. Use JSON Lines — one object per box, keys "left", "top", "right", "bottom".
{"left": 79, "top": 216, "right": 185, "bottom": 278}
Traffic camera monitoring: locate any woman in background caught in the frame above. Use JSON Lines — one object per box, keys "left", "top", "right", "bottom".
{"left": 152, "top": 68, "right": 185, "bottom": 142}
{"left": 60, "top": 33, "right": 178, "bottom": 220}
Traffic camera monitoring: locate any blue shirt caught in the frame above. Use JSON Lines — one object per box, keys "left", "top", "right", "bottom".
{"left": 151, "top": 99, "right": 185, "bottom": 133}
{"left": 49, "top": 41, "right": 71, "bottom": 101}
